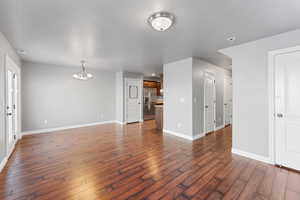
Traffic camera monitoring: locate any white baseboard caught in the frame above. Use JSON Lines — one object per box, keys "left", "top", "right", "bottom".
{"left": 163, "top": 129, "right": 194, "bottom": 140}
{"left": 115, "top": 121, "right": 126, "bottom": 125}
{"left": 0, "top": 156, "right": 8, "bottom": 173}
{"left": 215, "top": 125, "right": 225, "bottom": 131}
{"left": 2, "top": 120, "right": 116, "bottom": 172}
{"left": 0, "top": 136, "right": 20, "bottom": 173}
{"left": 22, "top": 120, "right": 117, "bottom": 136}
{"left": 232, "top": 148, "right": 273, "bottom": 164}
{"left": 193, "top": 133, "right": 205, "bottom": 140}
{"left": 163, "top": 129, "right": 205, "bottom": 141}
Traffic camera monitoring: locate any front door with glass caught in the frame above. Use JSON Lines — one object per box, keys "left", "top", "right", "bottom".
{"left": 6, "top": 56, "right": 19, "bottom": 155}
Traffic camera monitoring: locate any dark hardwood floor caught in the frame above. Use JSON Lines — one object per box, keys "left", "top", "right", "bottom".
{"left": 0, "top": 120, "right": 299, "bottom": 200}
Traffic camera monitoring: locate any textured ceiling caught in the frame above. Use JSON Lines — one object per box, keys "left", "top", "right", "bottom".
{"left": 1, "top": 0, "right": 300, "bottom": 75}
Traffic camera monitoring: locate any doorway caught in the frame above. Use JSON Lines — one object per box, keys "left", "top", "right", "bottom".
{"left": 204, "top": 72, "right": 216, "bottom": 134}
{"left": 224, "top": 76, "right": 232, "bottom": 126}
{"left": 143, "top": 80, "right": 162, "bottom": 121}
{"left": 125, "top": 78, "right": 142, "bottom": 123}
{"left": 5, "top": 55, "right": 20, "bottom": 156}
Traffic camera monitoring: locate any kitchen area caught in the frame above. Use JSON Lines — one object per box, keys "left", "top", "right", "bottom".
{"left": 143, "top": 74, "right": 163, "bottom": 129}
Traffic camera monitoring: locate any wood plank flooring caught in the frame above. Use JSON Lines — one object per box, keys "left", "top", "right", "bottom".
{"left": 0, "top": 120, "right": 299, "bottom": 200}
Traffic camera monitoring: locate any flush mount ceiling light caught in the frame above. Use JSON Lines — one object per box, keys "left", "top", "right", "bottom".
{"left": 73, "top": 60, "right": 93, "bottom": 81}
{"left": 148, "top": 12, "right": 175, "bottom": 31}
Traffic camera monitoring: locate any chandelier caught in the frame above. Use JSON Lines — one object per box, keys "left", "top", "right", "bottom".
{"left": 73, "top": 60, "right": 93, "bottom": 80}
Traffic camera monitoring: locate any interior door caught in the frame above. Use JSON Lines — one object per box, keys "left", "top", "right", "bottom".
{"left": 126, "top": 79, "right": 141, "bottom": 123}
{"left": 224, "top": 78, "right": 232, "bottom": 125}
{"left": 6, "top": 56, "right": 19, "bottom": 154}
{"left": 275, "top": 50, "right": 300, "bottom": 171}
{"left": 204, "top": 74, "right": 215, "bottom": 133}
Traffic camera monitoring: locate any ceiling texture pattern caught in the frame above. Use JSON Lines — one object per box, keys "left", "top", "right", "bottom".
{"left": 1, "top": 0, "right": 300, "bottom": 75}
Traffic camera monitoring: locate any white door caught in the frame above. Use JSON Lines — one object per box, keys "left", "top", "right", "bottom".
{"left": 126, "top": 79, "right": 142, "bottom": 123}
{"left": 275, "top": 50, "right": 300, "bottom": 170}
{"left": 204, "top": 74, "right": 215, "bottom": 133}
{"left": 6, "top": 56, "right": 20, "bottom": 155}
{"left": 224, "top": 77, "right": 232, "bottom": 125}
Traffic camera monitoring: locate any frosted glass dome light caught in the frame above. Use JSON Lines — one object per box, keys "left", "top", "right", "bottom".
{"left": 148, "top": 12, "right": 175, "bottom": 32}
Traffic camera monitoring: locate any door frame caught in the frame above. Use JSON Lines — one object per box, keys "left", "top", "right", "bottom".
{"left": 223, "top": 75, "right": 232, "bottom": 126}
{"left": 124, "top": 78, "right": 143, "bottom": 124}
{"left": 203, "top": 72, "right": 216, "bottom": 134}
{"left": 5, "top": 55, "right": 21, "bottom": 157}
{"left": 268, "top": 45, "right": 300, "bottom": 165}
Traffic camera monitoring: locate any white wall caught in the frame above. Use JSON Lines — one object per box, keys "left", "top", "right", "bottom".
{"left": 164, "top": 57, "right": 231, "bottom": 139}
{"left": 192, "top": 61, "right": 204, "bottom": 136}
{"left": 164, "top": 58, "right": 193, "bottom": 137}
{"left": 193, "top": 58, "right": 231, "bottom": 135}
{"left": 0, "top": 32, "right": 21, "bottom": 167}
{"left": 22, "top": 62, "right": 116, "bottom": 132}
{"left": 220, "top": 28, "right": 300, "bottom": 158}
{"left": 115, "top": 72, "right": 124, "bottom": 123}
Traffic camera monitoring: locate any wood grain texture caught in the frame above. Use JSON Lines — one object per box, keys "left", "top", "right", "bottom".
{"left": 0, "top": 120, "right": 298, "bottom": 200}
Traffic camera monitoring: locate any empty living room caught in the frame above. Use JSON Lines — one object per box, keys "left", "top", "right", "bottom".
{"left": 1, "top": 0, "right": 300, "bottom": 199}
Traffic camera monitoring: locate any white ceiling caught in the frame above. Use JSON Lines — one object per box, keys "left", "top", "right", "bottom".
{"left": 1, "top": 0, "right": 300, "bottom": 75}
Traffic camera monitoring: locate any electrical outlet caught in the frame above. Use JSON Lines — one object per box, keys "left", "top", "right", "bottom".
{"left": 44, "top": 120, "right": 48, "bottom": 124}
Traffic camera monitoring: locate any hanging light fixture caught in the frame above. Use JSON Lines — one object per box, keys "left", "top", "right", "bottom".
{"left": 73, "top": 60, "right": 93, "bottom": 80}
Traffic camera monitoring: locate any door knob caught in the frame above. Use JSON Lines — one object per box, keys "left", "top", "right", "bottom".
{"left": 205, "top": 105, "right": 209, "bottom": 109}
{"left": 277, "top": 113, "right": 283, "bottom": 118}
{"left": 7, "top": 113, "right": 12, "bottom": 116}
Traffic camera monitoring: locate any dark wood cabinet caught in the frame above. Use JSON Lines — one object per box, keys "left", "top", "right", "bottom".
{"left": 143, "top": 80, "right": 161, "bottom": 96}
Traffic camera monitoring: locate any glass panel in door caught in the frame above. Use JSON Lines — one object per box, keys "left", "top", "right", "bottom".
{"left": 7, "top": 70, "right": 14, "bottom": 145}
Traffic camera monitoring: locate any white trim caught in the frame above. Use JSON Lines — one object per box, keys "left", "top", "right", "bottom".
{"left": 124, "top": 78, "right": 143, "bottom": 123}
{"left": 163, "top": 129, "right": 193, "bottom": 140}
{"left": 223, "top": 76, "right": 232, "bottom": 126}
{"left": 232, "top": 148, "right": 274, "bottom": 164}
{"left": 215, "top": 125, "right": 225, "bottom": 131}
{"left": 115, "top": 121, "right": 126, "bottom": 125}
{"left": 5, "top": 54, "right": 21, "bottom": 164}
{"left": 1, "top": 55, "right": 22, "bottom": 173}
{"left": 0, "top": 156, "right": 8, "bottom": 173}
{"left": 22, "top": 121, "right": 116, "bottom": 136}
{"left": 203, "top": 72, "right": 216, "bottom": 134}
{"left": 268, "top": 50, "right": 276, "bottom": 165}
{"left": 163, "top": 129, "right": 205, "bottom": 141}
{"left": 0, "top": 137, "right": 17, "bottom": 173}
{"left": 267, "top": 45, "right": 300, "bottom": 166}
{"left": 1, "top": 120, "right": 119, "bottom": 172}
{"left": 193, "top": 132, "right": 205, "bottom": 140}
